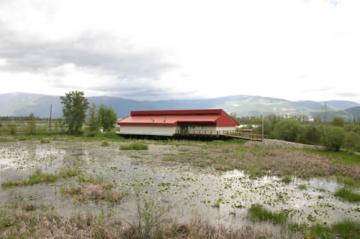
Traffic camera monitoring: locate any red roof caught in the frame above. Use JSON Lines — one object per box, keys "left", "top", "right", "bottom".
{"left": 118, "top": 109, "right": 239, "bottom": 127}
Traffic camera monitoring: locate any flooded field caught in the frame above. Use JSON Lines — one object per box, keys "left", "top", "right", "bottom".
{"left": 0, "top": 139, "right": 359, "bottom": 238}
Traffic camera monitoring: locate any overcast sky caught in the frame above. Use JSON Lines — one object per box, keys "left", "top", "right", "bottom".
{"left": 0, "top": 0, "right": 359, "bottom": 101}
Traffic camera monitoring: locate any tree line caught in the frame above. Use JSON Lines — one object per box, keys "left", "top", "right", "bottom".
{"left": 239, "top": 115, "right": 360, "bottom": 152}
{"left": 0, "top": 91, "right": 118, "bottom": 136}
{"left": 60, "top": 91, "right": 117, "bottom": 135}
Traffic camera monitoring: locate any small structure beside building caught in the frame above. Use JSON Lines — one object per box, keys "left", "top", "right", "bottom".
{"left": 116, "top": 109, "right": 239, "bottom": 137}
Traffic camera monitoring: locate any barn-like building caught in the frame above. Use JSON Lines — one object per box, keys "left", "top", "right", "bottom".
{"left": 116, "top": 109, "right": 239, "bottom": 137}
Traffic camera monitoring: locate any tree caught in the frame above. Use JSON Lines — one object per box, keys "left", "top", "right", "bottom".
{"left": 322, "top": 126, "right": 345, "bottom": 151}
{"left": 27, "top": 113, "right": 37, "bottom": 135}
{"left": 60, "top": 91, "right": 89, "bottom": 135}
{"left": 98, "top": 105, "right": 117, "bottom": 131}
{"left": 297, "top": 125, "right": 321, "bottom": 145}
{"left": 87, "top": 103, "right": 99, "bottom": 136}
{"left": 331, "top": 117, "right": 345, "bottom": 127}
{"left": 344, "top": 132, "right": 360, "bottom": 152}
{"left": 273, "top": 119, "right": 301, "bottom": 142}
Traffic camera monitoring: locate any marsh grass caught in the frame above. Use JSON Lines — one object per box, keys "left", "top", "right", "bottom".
{"left": 334, "top": 188, "right": 360, "bottom": 202}
{"left": 40, "top": 138, "right": 50, "bottom": 144}
{"left": 297, "top": 184, "right": 307, "bottom": 190}
{"left": 248, "top": 204, "right": 289, "bottom": 225}
{"left": 281, "top": 176, "right": 292, "bottom": 184}
{"left": 63, "top": 175, "right": 124, "bottom": 203}
{"left": 336, "top": 175, "right": 360, "bottom": 188}
{"left": 0, "top": 203, "right": 359, "bottom": 239}
{"left": 120, "top": 142, "right": 148, "bottom": 150}
{"left": 101, "top": 141, "right": 110, "bottom": 147}
{"left": 1, "top": 168, "right": 80, "bottom": 189}
{"left": 288, "top": 221, "right": 360, "bottom": 239}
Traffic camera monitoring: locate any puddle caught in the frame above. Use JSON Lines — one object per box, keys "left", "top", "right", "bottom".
{"left": 0, "top": 141, "right": 359, "bottom": 227}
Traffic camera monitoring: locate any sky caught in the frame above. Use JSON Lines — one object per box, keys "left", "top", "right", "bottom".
{"left": 0, "top": 0, "right": 359, "bottom": 102}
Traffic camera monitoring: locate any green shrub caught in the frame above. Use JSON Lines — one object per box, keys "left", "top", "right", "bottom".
{"left": 297, "top": 125, "right": 321, "bottom": 145}
{"left": 273, "top": 119, "right": 301, "bottom": 142}
{"left": 120, "top": 142, "right": 148, "bottom": 150}
{"left": 322, "top": 126, "right": 345, "bottom": 151}
{"left": 9, "top": 124, "right": 16, "bottom": 135}
{"left": 344, "top": 132, "right": 360, "bottom": 152}
{"left": 332, "top": 117, "right": 345, "bottom": 127}
{"left": 26, "top": 113, "right": 37, "bottom": 135}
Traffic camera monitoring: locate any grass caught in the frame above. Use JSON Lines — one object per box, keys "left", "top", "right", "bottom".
{"left": 247, "top": 204, "right": 288, "bottom": 225}
{"left": 306, "top": 148, "right": 360, "bottom": 165}
{"left": 334, "top": 188, "right": 360, "bottom": 202}
{"left": 120, "top": 142, "right": 149, "bottom": 150}
{"left": 1, "top": 168, "right": 80, "bottom": 189}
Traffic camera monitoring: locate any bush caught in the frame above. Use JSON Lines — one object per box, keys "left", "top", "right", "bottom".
{"left": 9, "top": 124, "right": 16, "bottom": 135}
{"left": 297, "top": 125, "right": 321, "bottom": 145}
{"left": 344, "top": 132, "right": 360, "bottom": 152}
{"left": 98, "top": 105, "right": 117, "bottom": 131}
{"left": 322, "top": 126, "right": 345, "bottom": 151}
{"left": 273, "top": 119, "right": 301, "bottom": 142}
{"left": 332, "top": 117, "right": 345, "bottom": 127}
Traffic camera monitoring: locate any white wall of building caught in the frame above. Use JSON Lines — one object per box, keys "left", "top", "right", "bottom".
{"left": 117, "top": 125, "right": 237, "bottom": 136}
{"left": 118, "top": 125, "right": 176, "bottom": 136}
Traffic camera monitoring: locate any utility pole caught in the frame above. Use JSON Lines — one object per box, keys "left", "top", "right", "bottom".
{"left": 262, "top": 114, "right": 264, "bottom": 142}
{"left": 48, "top": 104, "right": 52, "bottom": 131}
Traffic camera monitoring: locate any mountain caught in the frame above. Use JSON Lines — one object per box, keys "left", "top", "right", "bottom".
{"left": 345, "top": 106, "right": 360, "bottom": 120}
{"left": 0, "top": 92, "right": 359, "bottom": 119}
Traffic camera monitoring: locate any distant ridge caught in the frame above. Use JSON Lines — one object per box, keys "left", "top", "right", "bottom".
{"left": 0, "top": 92, "right": 359, "bottom": 120}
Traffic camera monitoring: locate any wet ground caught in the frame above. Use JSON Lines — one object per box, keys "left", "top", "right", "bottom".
{"left": 0, "top": 140, "right": 359, "bottom": 228}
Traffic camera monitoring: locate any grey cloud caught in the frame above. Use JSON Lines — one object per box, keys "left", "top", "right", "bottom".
{"left": 0, "top": 30, "right": 174, "bottom": 79}
{"left": 336, "top": 92, "right": 360, "bottom": 98}
{"left": 0, "top": 22, "right": 180, "bottom": 99}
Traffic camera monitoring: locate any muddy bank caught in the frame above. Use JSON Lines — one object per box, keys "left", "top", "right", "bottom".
{"left": 1, "top": 140, "right": 359, "bottom": 229}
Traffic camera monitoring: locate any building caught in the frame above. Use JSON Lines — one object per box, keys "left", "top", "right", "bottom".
{"left": 116, "top": 109, "right": 239, "bottom": 137}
